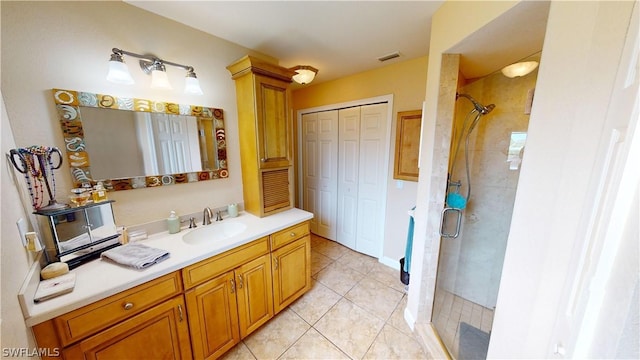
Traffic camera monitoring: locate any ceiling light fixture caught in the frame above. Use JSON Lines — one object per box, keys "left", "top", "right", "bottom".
{"left": 501, "top": 61, "right": 539, "bottom": 78}
{"left": 107, "top": 48, "right": 203, "bottom": 95}
{"left": 290, "top": 65, "right": 318, "bottom": 85}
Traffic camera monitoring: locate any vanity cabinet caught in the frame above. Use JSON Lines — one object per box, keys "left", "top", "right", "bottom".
{"left": 30, "top": 220, "right": 311, "bottom": 360}
{"left": 185, "top": 271, "right": 239, "bottom": 359}
{"left": 62, "top": 296, "right": 192, "bottom": 359}
{"left": 31, "top": 272, "right": 187, "bottom": 359}
{"left": 227, "top": 55, "right": 297, "bottom": 217}
{"left": 183, "top": 237, "right": 273, "bottom": 359}
{"left": 271, "top": 222, "right": 311, "bottom": 314}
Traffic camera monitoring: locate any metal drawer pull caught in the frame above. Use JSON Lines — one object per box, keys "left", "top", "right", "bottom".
{"left": 440, "top": 207, "right": 463, "bottom": 239}
{"left": 274, "top": 258, "right": 279, "bottom": 270}
{"left": 123, "top": 302, "right": 134, "bottom": 310}
{"left": 238, "top": 274, "right": 243, "bottom": 289}
{"left": 290, "top": 232, "right": 296, "bottom": 237}
{"left": 230, "top": 279, "right": 236, "bottom": 293}
{"left": 178, "top": 304, "right": 184, "bottom": 322}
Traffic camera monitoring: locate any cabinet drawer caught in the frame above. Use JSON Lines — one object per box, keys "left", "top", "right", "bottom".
{"left": 270, "top": 222, "right": 310, "bottom": 250}
{"left": 53, "top": 272, "right": 182, "bottom": 346}
{"left": 182, "top": 237, "right": 269, "bottom": 289}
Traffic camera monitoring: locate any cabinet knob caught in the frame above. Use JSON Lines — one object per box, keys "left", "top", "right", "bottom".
{"left": 261, "top": 158, "right": 266, "bottom": 162}
{"left": 290, "top": 232, "right": 296, "bottom": 237}
{"left": 123, "top": 302, "right": 134, "bottom": 310}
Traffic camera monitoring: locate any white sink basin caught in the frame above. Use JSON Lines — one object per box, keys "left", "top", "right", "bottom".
{"left": 182, "top": 221, "right": 248, "bottom": 245}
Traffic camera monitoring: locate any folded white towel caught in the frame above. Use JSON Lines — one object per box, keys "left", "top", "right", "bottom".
{"left": 101, "top": 243, "right": 169, "bottom": 269}
{"left": 59, "top": 232, "right": 91, "bottom": 252}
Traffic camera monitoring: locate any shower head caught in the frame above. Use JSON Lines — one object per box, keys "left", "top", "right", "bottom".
{"left": 456, "top": 93, "right": 495, "bottom": 115}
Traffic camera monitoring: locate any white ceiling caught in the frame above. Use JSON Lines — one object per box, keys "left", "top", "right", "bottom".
{"left": 125, "top": 1, "right": 549, "bottom": 86}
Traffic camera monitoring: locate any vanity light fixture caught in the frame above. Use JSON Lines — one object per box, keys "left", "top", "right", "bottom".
{"left": 290, "top": 65, "right": 318, "bottom": 85}
{"left": 106, "top": 48, "right": 203, "bottom": 95}
{"left": 501, "top": 61, "right": 539, "bottom": 78}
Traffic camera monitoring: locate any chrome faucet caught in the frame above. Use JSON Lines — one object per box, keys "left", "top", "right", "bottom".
{"left": 189, "top": 217, "right": 197, "bottom": 228}
{"left": 215, "top": 210, "right": 223, "bottom": 222}
{"left": 203, "top": 207, "right": 213, "bottom": 225}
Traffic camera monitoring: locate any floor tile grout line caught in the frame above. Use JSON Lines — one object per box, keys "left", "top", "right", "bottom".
{"left": 237, "top": 235, "right": 428, "bottom": 360}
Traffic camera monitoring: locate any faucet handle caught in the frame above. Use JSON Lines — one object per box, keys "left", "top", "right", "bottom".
{"left": 189, "top": 217, "right": 197, "bottom": 228}
{"left": 215, "top": 211, "right": 223, "bottom": 221}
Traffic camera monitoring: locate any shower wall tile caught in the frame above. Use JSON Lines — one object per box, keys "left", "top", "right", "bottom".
{"left": 436, "top": 66, "right": 539, "bottom": 309}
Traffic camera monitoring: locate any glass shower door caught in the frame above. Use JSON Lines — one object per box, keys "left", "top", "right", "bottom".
{"left": 431, "top": 66, "right": 538, "bottom": 359}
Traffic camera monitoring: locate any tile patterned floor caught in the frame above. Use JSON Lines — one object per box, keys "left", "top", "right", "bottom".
{"left": 220, "top": 234, "right": 431, "bottom": 360}
{"left": 432, "top": 288, "right": 494, "bottom": 359}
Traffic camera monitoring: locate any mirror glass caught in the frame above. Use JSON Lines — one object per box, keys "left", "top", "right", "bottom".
{"left": 55, "top": 202, "right": 117, "bottom": 251}
{"left": 52, "top": 89, "right": 228, "bottom": 191}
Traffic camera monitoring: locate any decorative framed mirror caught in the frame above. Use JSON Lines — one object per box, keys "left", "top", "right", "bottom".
{"left": 52, "top": 89, "right": 228, "bottom": 191}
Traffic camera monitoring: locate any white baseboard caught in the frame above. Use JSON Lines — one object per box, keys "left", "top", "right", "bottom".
{"left": 379, "top": 256, "right": 400, "bottom": 269}
{"left": 404, "top": 306, "right": 416, "bottom": 331}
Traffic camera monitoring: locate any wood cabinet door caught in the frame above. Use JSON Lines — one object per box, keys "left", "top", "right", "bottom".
{"left": 272, "top": 236, "right": 311, "bottom": 314}
{"left": 66, "top": 296, "right": 191, "bottom": 360}
{"left": 235, "top": 254, "right": 274, "bottom": 338}
{"left": 254, "top": 75, "right": 291, "bottom": 169}
{"left": 185, "top": 271, "right": 240, "bottom": 360}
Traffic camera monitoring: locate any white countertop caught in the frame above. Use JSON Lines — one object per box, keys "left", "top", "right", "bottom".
{"left": 19, "top": 208, "right": 313, "bottom": 327}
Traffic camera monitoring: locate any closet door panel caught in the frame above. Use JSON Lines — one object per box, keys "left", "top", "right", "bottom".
{"left": 337, "top": 107, "right": 361, "bottom": 249}
{"left": 316, "top": 111, "right": 338, "bottom": 240}
{"left": 301, "top": 113, "right": 319, "bottom": 233}
{"left": 302, "top": 111, "right": 338, "bottom": 240}
{"left": 355, "top": 103, "right": 388, "bottom": 257}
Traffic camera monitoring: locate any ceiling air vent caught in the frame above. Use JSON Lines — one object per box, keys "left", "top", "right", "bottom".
{"left": 377, "top": 51, "right": 401, "bottom": 62}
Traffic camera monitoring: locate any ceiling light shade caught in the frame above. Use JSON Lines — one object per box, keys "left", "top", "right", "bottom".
{"left": 106, "top": 53, "right": 134, "bottom": 84}
{"left": 291, "top": 65, "right": 318, "bottom": 85}
{"left": 184, "top": 69, "right": 203, "bottom": 95}
{"left": 501, "top": 61, "right": 539, "bottom": 78}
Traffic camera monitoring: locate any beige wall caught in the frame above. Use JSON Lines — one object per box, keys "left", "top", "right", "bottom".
{"left": 0, "top": 1, "right": 276, "bottom": 227}
{"left": 406, "top": 0, "right": 519, "bottom": 333}
{"left": 490, "top": 1, "right": 636, "bottom": 357}
{"left": 0, "top": 1, "right": 268, "bottom": 349}
{"left": 408, "top": 0, "right": 637, "bottom": 358}
{"left": 1, "top": 91, "right": 40, "bottom": 351}
{"left": 291, "top": 56, "right": 428, "bottom": 264}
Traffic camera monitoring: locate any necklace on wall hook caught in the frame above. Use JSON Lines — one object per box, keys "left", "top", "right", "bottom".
{"left": 8, "top": 145, "right": 67, "bottom": 211}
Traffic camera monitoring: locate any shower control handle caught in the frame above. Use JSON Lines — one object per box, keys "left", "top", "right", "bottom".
{"left": 440, "top": 207, "right": 463, "bottom": 239}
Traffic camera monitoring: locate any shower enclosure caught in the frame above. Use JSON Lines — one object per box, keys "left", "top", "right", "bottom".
{"left": 431, "top": 67, "right": 538, "bottom": 359}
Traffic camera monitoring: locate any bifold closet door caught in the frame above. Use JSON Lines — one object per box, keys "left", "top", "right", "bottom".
{"left": 301, "top": 111, "right": 338, "bottom": 240}
{"left": 336, "top": 107, "right": 361, "bottom": 250}
{"left": 303, "top": 103, "right": 388, "bottom": 257}
{"left": 354, "top": 103, "right": 388, "bottom": 256}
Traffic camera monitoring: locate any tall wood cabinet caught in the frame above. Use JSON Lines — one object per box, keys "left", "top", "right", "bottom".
{"left": 227, "top": 55, "right": 297, "bottom": 217}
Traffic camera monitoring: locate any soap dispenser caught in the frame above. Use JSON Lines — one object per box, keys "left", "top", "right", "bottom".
{"left": 167, "top": 211, "right": 180, "bottom": 234}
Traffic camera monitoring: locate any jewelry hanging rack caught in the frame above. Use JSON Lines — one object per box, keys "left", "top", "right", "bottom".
{"left": 8, "top": 146, "right": 67, "bottom": 211}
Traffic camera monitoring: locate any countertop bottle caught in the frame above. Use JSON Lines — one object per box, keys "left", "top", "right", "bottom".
{"left": 92, "top": 182, "right": 108, "bottom": 203}
{"left": 167, "top": 211, "right": 180, "bottom": 234}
